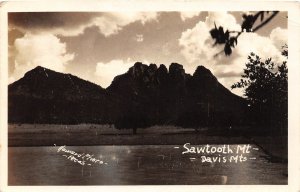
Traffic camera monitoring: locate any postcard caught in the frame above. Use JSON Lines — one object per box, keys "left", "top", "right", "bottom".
{"left": 0, "top": 0, "right": 300, "bottom": 192}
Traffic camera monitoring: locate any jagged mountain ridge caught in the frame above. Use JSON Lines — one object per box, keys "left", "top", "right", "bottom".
{"left": 8, "top": 63, "right": 247, "bottom": 127}
{"left": 108, "top": 62, "right": 246, "bottom": 127}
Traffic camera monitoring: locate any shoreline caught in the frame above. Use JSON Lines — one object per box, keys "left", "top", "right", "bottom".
{"left": 8, "top": 132, "right": 251, "bottom": 146}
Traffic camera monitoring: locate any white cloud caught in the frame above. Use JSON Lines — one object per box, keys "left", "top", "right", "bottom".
{"left": 95, "top": 59, "right": 154, "bottom": 88}
{"left": 50, "top": 24, "right": 90, "bottom": 37}
{"left": 10, "top": 33, "right": 74, "bottom": 83}
{"left": 178, "top": 21, "right": 212, "bottom": 66}
{"left": 92, "top": 12, "right": 158, "bottom": 37}
{"left": 179, "top": 12, "right": 242, "bottom": 65}
{"left": 270, "top": 27, "right": 288, "bottom": 49}
{"left": 95, "top": 59, "right": 134, "bottom": 88}
{"left": 205, "top": 12, "right": 241, "bottom": 31}
{"left": 180, "top": 12, "right": 201, "bottom": 21}
{"left": 54, "top": 12, "right": 158, "bottom": 37}
{"left": 178, "top": 12, "right": 287, "bottom": 96}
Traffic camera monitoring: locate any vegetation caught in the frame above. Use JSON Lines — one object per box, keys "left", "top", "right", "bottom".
{"left": 232, "top": 47, "right": 288, "bottom": 134}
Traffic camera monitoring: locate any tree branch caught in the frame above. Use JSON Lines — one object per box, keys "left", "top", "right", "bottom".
{"left": 212, "top": 11, "right": 280, "bottom": 58}
{"left": 213, "top": 50, "right": 224, "bottom": 58}
{"left": 253, "top": 11, "right": 279, "bottom": 32}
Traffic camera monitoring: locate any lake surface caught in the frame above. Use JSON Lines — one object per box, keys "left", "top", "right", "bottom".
{"left": 8, "top": 145, "right": 287, "bottom": 185}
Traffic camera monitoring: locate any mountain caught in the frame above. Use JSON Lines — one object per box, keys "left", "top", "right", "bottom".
{"left": 8, "top": 64, "right": 247, "bottom": 127}
{"left": 107, "top": 62, "right": 246, "bottom": 128}
{"left": 10, "top": 66, "right": 106, "bottom": 99}
{"left": 8, "top": 66, "right": 118, "bottom": 124}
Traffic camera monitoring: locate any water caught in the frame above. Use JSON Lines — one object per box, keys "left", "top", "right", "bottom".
{"left": 8, "top": 145, "right": 287, "bottom": 185}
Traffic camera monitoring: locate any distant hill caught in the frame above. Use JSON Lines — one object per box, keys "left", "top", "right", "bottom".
{"left": 8, "top": 63, "right": 247, "bottom": 128}
{"left": 8, "top": 66, "right": 118, "bottom": 124}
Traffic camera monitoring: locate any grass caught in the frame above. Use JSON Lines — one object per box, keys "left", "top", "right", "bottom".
{"left": 8, "top": 124, "right": 287, "bottom": 162}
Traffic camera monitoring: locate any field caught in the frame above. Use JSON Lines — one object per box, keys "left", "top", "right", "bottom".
{"left": 8, "top": 124, "right": 249, "bottom": 146}
{"left": 8, "top": 124, "right": 287, "bottom": 162}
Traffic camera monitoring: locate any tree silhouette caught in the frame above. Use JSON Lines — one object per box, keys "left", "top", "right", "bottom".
{"left": 232, "top": 46, "right": 288, "bottom": 134}
{"left": 210, "top": 11, "right": 280, "bottom": 56}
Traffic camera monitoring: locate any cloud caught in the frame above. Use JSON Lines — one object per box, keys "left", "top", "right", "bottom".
{"left": 9, "top": 12, "right": 158, "bottom": 37}
{"left": 179, "top": 21, "right": 212, "bottom": 66}
{"left": 95, "top": 58, "right": 153, "bottom": 88}
{"left": 10, "top": 33, "right": 74, "bottom": 83}
{"left": 270, "top": 27, "right": 288, "bottom": 49}
{"left": 179, "top": 12, "right": 241, "bottom": 65}
{"left": 205, "top": 12, "right": 241, "bottom": 31}
{"left": 217, "top": 32, "right": 286, "bottom": 96}
{"left": 91, "top": 12, "right": 158, "bottom": 37}
{"left": 178, "top": 12, "right": 287, "bottom": 96}
{"left": 180, "top": 12, "right": 201, "bottom": 21}
{"left": 9, "top": 12, "right": 98, "bottom": 37}
{"left": 9, "top": 12, "right": 97, "bottom": 29}
{"left": 95, "top": 59, "right": 134, "bottom": 88}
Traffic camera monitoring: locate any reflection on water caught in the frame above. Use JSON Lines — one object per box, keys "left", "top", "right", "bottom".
{"left": 8, "top": 145, "right": 287, "bottom": 185}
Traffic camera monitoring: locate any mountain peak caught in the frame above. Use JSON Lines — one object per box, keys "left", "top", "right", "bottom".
{"left": 23, "top": 66, "right": 54, "bottom": 79}
{"left": 128, "top": 62, "right": 148, "bottom": 77}
{"left": 10, "top": 65, "right": 105, "bottom": 100}
{"left": 33, "top": 66, "right": 47, "bottom": 70}
{"left": 193, "top": 65, "right": 215, "bottom": 79}
{"left": 31, "top": 66, "right": 53, "bottom": 73}
{"left": 169, "top": 63, "right": 186, "bottom": 82}
{"left": 169, "top": 63, "right": 184, "bottom": 72}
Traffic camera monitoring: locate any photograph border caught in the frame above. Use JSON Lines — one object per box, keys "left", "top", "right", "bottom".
{"left": 1, "top": 0, "right": 300, "bottom": 191}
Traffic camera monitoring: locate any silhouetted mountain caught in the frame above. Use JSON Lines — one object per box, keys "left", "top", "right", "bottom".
{"left": 10, "top": 66, "right": 106, "bottom": 99}
{"left": 9, "top": 64, "right": 247, "bottom": 128}
{"left": 183, "top": 65, "right": 246, "bottom": 127}
{"left": 8, "top": 66, "right": 118, "bottom": 124}
{"left": 107, "top": 62, "right": 246, "bottom": 128}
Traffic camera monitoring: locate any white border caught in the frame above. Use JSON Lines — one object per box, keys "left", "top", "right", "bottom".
{"left": 1, "top": 1, "right": 300, "bottom": 192}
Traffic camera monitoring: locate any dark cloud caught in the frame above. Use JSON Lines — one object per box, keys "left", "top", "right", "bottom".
{"left": 8, "top": 28, "right": 24, "bottom": 45}
{"left": 8, "top": 12, "right": 99, "bottom": 30}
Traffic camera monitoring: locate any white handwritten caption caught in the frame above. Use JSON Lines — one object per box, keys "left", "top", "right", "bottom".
{"left": 175, "top": 143, "right": 259, "bottom": 163}
{"left": 54, "top": 144, "right": 108, "bottom": 166}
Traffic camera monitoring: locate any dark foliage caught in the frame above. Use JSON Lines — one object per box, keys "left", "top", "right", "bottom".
{"left": 232, "top": 48, "right": 288, "bottom": 135}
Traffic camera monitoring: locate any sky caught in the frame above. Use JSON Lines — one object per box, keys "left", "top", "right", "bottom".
{"left": 8, "top": 11, "right": 287, "bottom": 96}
